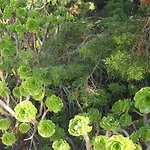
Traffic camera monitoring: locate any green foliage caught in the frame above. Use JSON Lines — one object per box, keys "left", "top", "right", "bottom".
{"left": 18, "top": 66, "right": 32, "bottom": 79}
{"left": 2, "top": 133, "right": 16, "bottom": 146}
{"left": 100, "top": 114, "right": 120, "bottom": 132}
{"left": 112, "top": 99, "right": 132, "bottom": 115}
{"left": 14, "top": 100, "right": 37, "bottom": 122}
{"left": 80, "top": 87, "right": 109, "bottom": 107}
{"left": 105, "top": 50, "right": 147, "bottom": 81}
{"left": 106, "top": 135, "right": 138, "bottom": 150}
{"left": 138, "top": 125, "right": 150, "bottom": 141}
{"left": 21, "top": 76, "right": 45, "bottom": 101}
{"left": 45, "top": 95, "right": 63, "bottom": 113}
{"left": 0, "top": 118, "right": 11, "bottom": 131}
{"left": 92, "top": 134, "right": 141, "bottom": 150}
{"left": 50, "top": 126, "right": 65, "bottom": 141}
{"left": 130, "top": 131, "right": 139, "bottom": 143}
{"left": 0, "top": 0, "right": 149, "bottom": 149}
{"left": 134, "top": 87, "right": 150, "bottom": 113}
{"left": 92, "top": 135, "right": 108, "bottom": 150}
{"left": 108, "top": 83, "right": 126, "bottom": 94}
{"left": 38, "top": 119, "right": 55, "bottom": 138}
{"left": 13, "top": 87, "right": 21, "bottom": 98}
{"left": 68, "top": 115, "right": 92, "bottom": 136}
{"left": 0, "top": 80, "right": 7, "bottom": 95}
{"left": 52, "top": 139, "right": 70, "bottom": 150}
{"left": 19, "top": 122, "right": 30, "bottom": 133}
{"left": 119, "top": 113, "right": 132, "bottom": 127}
{"left": 26, "top": 18, "right": 39, "bottom": 32}
{"left": 87, "top": 108, "right": 101, "bottom": 123}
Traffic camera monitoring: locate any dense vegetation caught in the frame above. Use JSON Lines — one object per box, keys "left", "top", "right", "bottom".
{"left": 0, "top": 0, "right": 150, "bottom": 149}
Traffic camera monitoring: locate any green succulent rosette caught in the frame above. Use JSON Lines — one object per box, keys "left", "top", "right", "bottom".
{"left": 68, "top": 115, "right": 92, "bottom": 136}
{"left": 45, "top": 95, "right": 63, "bottom": 113}
{"left": 87, "top": 108, "right": 101, "bottom": 123}
{"left": 119, "top": 113, "right": 132, "bottom": 127}
{"left": 92, "top": 135, "right": 108, "bottom": 150}
{"left": 106, "top": 135, "right": 137, "bottom": 150}
{"left": 52, "top": 139, "right": 70, "bottom": 150}
{"left": 134, "top": 87, "right": 150, "bottom": 113}
{"left": 23, "top": 77, "right": 43, "bottom": 96}
{"left": 14, "top": 100, "right": 37, "bottom": 122}
{"left": 12, "top": 87, "right": 21, "bottom": 98}
{"left": 1, "top": 44, "right": 16, "bottom": 58}
{"left": 20, "top": 84, "right": 29, "bottom": 96}
{"left": 100, "top": 115, "right": 120, "bottom": 132}
{"left": 112, "top": 99, "right": 132, "bottom": 115}
{"left": 138, "top": 125, "right": 150, "bottom": 141}
{"left": 0, "top": 118, "right": 11, "bottom": 131}
{"left": 38, "top": 119, "right": 55, "bottom": 138}
{"left": 26, "top": 18, "right": 39, "bottom": 32}
{"left": 31, "top": 90, "right": 45, "bottom": 101}
{"left": 2, "top": 133, "right": 16, "bottom": 146}
{"left": 18, "top": 66, "right": 32, "bottom": 79}
{"left": 19, "top": 122, "right": 30, "bottom": 133}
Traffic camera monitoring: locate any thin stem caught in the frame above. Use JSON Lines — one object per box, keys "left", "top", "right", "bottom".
{"left": 24, "top": 120, "right": 38, "bottom": 141}
{"left": 0, "top": 107, "right": 11, "bottom": 116}
{"left": 143, "top": 113, "right": 148, "bottom": 125}
{"left": 82, "top": 132, "right": 92, "bottom": 150}
{"left": 76, "top": 100, "right": 83, "bottom": 112}
{"left": 146, "top": 143, "right": 150, "bottom": 150}
{"left": 65, "top": 136, "right": 76, "bottom": 150}
{"left": 41, "top": 109, "right": 49, "bottom": 120}
{"left": 36, "top": 101, "right": 44, "bottom": 119}
{"left": 119, "top": 129, "right": 129, "bottom": 137}
{"left": 0, "top": 99, "right": 15, "bottom": 116}
{"left": 5, "top": 91, "right": 10, "bottom": 105}
{"left": 95, "top": 122, "right": 100, "bottom": 135}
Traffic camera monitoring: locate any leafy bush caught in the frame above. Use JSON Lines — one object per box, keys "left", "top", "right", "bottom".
{"left": 0, "top": 0, "right": 149, "bottom": 149}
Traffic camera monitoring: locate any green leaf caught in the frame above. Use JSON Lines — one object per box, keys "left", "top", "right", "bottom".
{"left": 119, "top": 113, "right": 132, "bottom": 127}
{"left": 26, "top": 18, "right": 39, "bottom": 32}
{"left": 68, "top": 115, "right": 92, "bottom": 136}
{"left": 0, "top": 118, "right": 11, "bottom": 131}
{"left": 87, "top": 108, "right": 101, "bottom": 123}
{"left": 50, "top": 126, "right": 65, "bottom": 141}
{"left": 0, "top": 80, "right": 7, "bottom": 95}
{"left": 134, "top": 87, "right": 150, "bottom": 113}
{"left": 52, "top": 139, "right": 70, "bottom": 150}
{"left": 45, "top": 95, "right": 63, "bottom": 113}
{"left": 23, "top": 77, "right": 43, "bottom": 96}
{"left": 13, "top": 87, "right": 21, "bottom": 98}
{"left": 106, "top": 135, "right": 137, "bottom": 150}
{"left": 92, "top": 135, "right": 108, "bottom": 150}
{"left": 112, "top": 99, "right": 132, "bottom": 115}
{"left": 19, "top": 122, "right": 30, "bottom": 133}
{"left": 38, "top": 119, "right": 55, "bottom": 138}
{"left": 31, "top": 90, "right": 45, "bottom": 101}
{"left": 14, "top": 100, "right": 37, "bottom": 122}
{"left": 2, "top": 133, "right": 16, "bottom": 146}
{"left": 100, "top": 115, "right": 120, "bottom": 132}
{"left": 138, "top": 125, "right": 150, "bottom": 141}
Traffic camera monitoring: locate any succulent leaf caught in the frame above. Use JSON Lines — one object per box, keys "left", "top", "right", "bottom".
{"left": 38, "top": 120, "right": 55, "bottom": 138}
{"left": 14, "top": 100, "right": 37, "bottom": 122}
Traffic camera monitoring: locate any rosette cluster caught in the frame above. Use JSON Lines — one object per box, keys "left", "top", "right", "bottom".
{"left": 68, "top": 115, "right": 92, "bottom": 136}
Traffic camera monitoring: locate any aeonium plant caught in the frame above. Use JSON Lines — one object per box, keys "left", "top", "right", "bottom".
{"left": 92, "top": 135, "right": 141, "bottom": 150}
{"left": 134, "top": 87, "right": 150, "bottom": 125}
{"left": 68, "top": 115, "right": 92, "bottom": 150}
